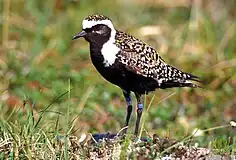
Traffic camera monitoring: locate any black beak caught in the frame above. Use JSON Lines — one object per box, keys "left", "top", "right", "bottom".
{"left": 72, "top": 30, "right": 87, "bottom": 40}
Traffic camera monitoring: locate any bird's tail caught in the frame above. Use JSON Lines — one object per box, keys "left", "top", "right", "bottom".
{"left": 180, "top": 73, "right": 203, "bottom": 88}
{"left": 160, "top": 75, "right": 202, "bottom": 89}
{"left": 159, "top": 65, "right": 202, "bottom": 89}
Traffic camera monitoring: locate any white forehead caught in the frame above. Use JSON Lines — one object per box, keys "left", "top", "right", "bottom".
{"left": 82, "top": 19, "right": 115, "bottom": 30}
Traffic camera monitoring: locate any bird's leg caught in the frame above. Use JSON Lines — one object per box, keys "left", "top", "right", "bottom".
{"left": 123, "top": 90, "right": 132, "bottom": 128}
{"left": 134, "top": 93, "right": 143, "bottom": 136}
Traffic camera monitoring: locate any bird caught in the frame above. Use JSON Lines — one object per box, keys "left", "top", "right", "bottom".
{"left": 72, "top": 14, "right": 201, "bottom": 136}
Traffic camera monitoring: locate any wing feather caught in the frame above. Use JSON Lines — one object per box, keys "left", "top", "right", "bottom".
{"left": 114, "top": 30, "right": 201, "bottom": 88}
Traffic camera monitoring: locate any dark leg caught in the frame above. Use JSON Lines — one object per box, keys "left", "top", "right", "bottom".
{"left": 123, "top": 90, "right": 132, "bottom": 127}
{"left": 134, "top": 93, "right": 143, "bottom": 136}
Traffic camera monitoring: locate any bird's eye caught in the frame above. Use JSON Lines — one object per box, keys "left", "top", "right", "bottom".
{"left": 90, "top": 25, "right": 105, "bottom": 34}
{"left": 93, "top": 24, "right": 103, "bottom": 31}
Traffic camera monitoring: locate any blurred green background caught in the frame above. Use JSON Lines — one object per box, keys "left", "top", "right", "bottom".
{"left": 0, "top": 0, "right": 236, "bottom": 146}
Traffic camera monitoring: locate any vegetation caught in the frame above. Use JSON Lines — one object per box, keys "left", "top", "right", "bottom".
{"left": 0, "top": 0, "right": 235, "bottom": 159}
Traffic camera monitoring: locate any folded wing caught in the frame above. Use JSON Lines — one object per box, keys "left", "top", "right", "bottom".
{"left": 115, "top": 31, "right": 201, "bottom": 88}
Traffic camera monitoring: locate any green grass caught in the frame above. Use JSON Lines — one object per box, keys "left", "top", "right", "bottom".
{"left": 0, "top": 0, "right": 236, "bottom": 159}
{"left": 210, "top": 136, "right": 236, "bottom": 155}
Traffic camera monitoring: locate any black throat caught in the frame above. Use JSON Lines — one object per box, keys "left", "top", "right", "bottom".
{"left": 83, "top": 26, "right": 113, "bottom": 70}
{"left": 87, "top": 35, "right": 109, "bottom": 65}
{"left": 84, "top": 25, "right": 112, "bottom": 52}
{"left": 88, "top": 36, "right": 109, "bottom": 53}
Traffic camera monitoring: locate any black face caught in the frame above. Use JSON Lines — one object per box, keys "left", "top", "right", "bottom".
{"left": 72, "top": 24, "right": 111, "bottom": 45}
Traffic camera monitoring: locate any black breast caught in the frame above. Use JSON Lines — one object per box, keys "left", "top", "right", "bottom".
{"left": 89, "top": 43, "right": 127, "bottom": 88}
{"left": 89, "top": 44, "right": 159, "bottom": 94}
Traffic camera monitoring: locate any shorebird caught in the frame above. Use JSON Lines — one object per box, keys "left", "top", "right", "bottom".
{"left": 72, "top": 14, "right": 201, "bottom": 135}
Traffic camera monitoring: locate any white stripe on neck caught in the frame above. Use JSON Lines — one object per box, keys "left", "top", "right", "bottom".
{"left": 82, "top": 19, "right": 120, "bottom": 67}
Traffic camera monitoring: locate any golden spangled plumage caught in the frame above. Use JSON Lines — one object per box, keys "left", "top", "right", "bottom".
{"left": 85, "top": 14, "right": 110, "bottom": 21}
{"left": 114, "top": 30, "right": 201, "bottom": 88}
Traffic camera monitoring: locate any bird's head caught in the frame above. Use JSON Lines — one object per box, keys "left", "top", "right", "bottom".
{"left": 72, "top": 14, "right": 116, "bottom": 44}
